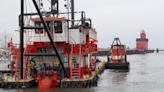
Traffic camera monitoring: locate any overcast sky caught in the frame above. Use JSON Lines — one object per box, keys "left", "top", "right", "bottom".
{"left": 0, "top": 0, "right": 164, "bottom": 49}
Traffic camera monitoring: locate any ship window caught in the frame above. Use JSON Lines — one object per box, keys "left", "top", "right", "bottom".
{"left": 34, "top": 21, "right": 62, "bottom": 34}
{"left": 35, "top": 21, "right": 43, "bottom": 34}
{"left": 47, "top": 21, "right": 54, "bottom": 34}
{"left": 46, "top": 21, "right": 52, "bottom": 30}
{"left": 54, "top": 21, "right": 62, "bottom": 33}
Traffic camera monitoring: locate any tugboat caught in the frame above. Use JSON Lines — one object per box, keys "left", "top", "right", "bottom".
{"left": 0, "top": 0, "right": 105, "bottom": 89}
{"left": 105, "top": 38, "right": 129, "bottom": 69}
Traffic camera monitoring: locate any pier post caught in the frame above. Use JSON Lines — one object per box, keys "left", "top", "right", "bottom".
{"left": 156, "top": 48, "right": 159, "bottom": 53}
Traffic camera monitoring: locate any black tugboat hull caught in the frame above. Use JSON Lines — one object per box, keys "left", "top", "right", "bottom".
{"left": 105, "top": 62, "right": 129, "bottom": 69}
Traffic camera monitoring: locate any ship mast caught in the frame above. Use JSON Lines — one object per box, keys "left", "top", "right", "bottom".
{"left": 20, "top": 0, "right": 24, "bottom": 79}
{"left": 71, "top": 0, "right": 74, "bottom": 27}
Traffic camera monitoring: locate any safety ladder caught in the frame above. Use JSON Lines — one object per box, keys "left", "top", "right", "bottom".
{"left": 70, "top": 44, "right": 81, "bottom": 79}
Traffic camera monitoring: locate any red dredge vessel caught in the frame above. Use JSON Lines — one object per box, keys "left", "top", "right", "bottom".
{"left": 0, "top": 0, "right": 105, "bottom": 89}
{"left": 105, "top": 38, "right": 129, "bottom": 69}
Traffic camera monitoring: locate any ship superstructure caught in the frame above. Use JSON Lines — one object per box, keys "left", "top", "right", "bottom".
{"left": 0, "top": 0, "right": 101, "bottom": 89}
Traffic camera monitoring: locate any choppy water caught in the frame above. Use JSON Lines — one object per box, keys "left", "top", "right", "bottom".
{"left": 1, "top": 52, "right": 164, "bottom": 92}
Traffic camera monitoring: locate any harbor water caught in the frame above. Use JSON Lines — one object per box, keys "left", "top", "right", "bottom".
{"left": 1, "top": 52, "right": 164, "bottom": 92}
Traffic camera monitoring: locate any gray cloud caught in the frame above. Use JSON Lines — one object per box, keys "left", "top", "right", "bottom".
{"left": 0, "top": 0, "right": 163, "bottom": 49}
